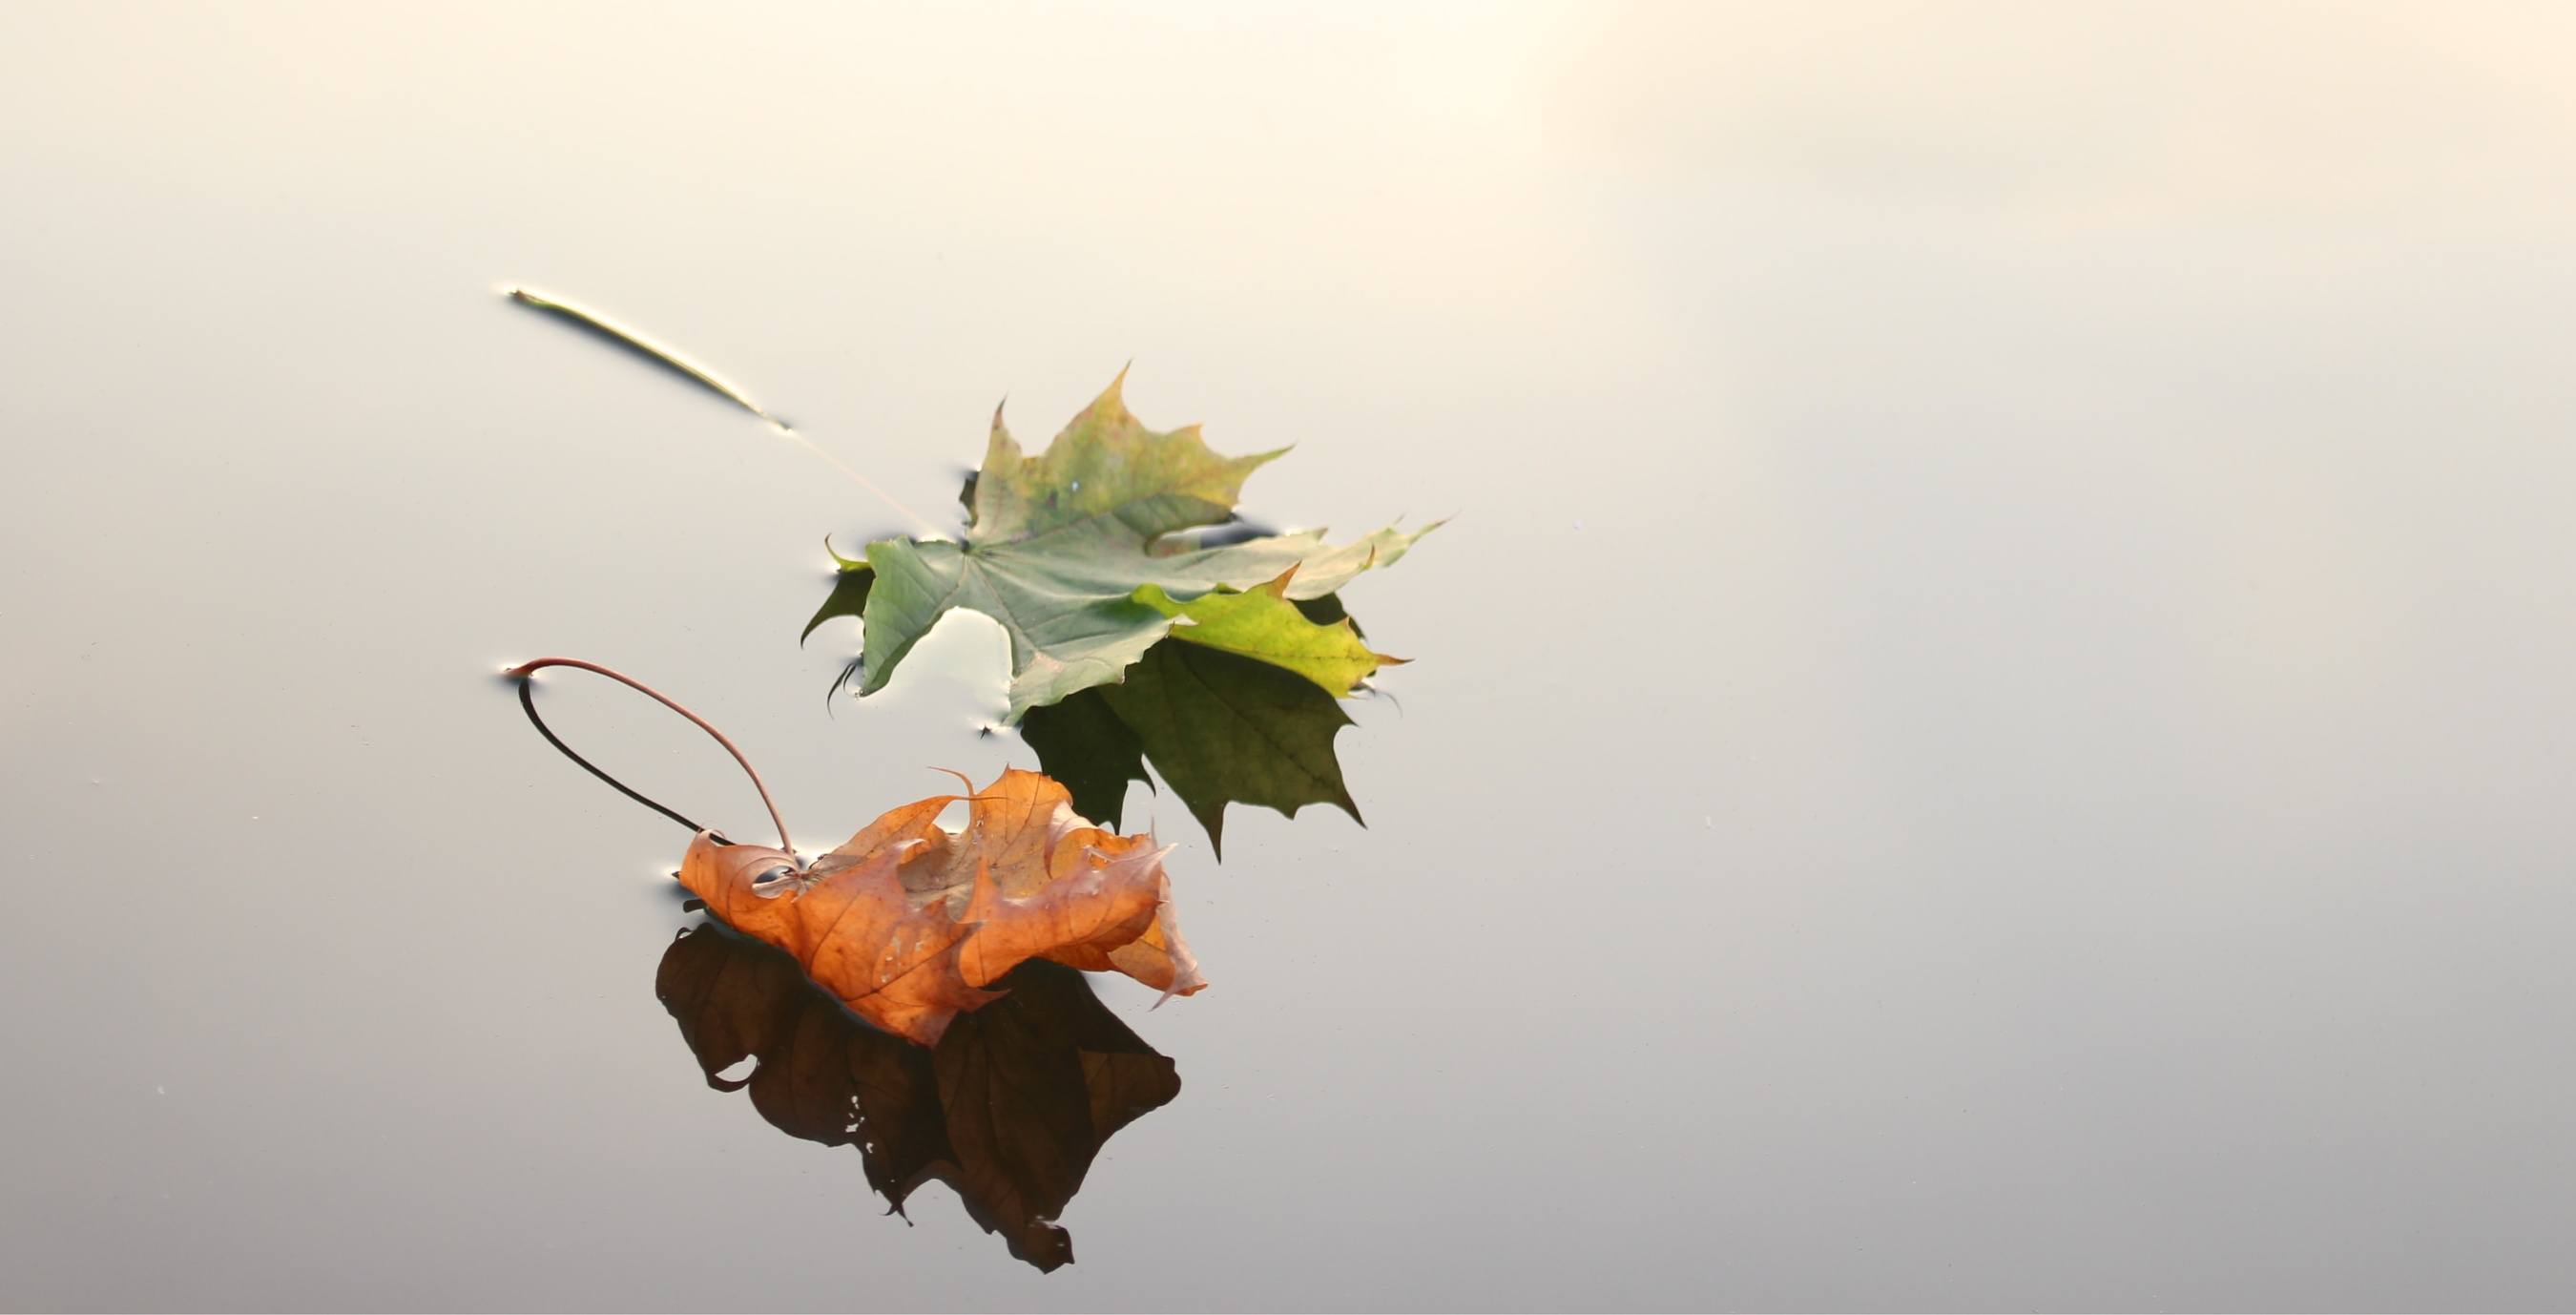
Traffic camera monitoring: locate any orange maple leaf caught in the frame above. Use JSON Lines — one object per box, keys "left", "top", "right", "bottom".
{"left": 677, "top": 767, "right": 1206, "bottom": 1046}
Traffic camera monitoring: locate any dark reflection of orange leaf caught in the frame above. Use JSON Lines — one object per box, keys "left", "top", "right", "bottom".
{"left": 677, "top": 768, "right": 1206, "bottom": 1046}
{"left": 656, "top": 922, "right": 1182, "bottom": 1271}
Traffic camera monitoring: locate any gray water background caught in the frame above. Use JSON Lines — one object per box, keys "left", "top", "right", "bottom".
{"left": 6, "top": 3, "right": 2576, "bottom": 1309}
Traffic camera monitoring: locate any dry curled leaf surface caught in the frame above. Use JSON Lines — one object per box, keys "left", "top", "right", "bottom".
{"left": 677, "top": 768, "right": 1205, "bottom": 1046}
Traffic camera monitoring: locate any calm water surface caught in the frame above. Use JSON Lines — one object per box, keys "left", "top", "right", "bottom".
{"left": 8, "top": 4, "right": 2576, "bottom": 1309}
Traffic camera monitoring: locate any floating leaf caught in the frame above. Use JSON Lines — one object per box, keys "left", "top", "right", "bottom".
{"left": 677, "top": 767, "right": 1204, "bottom": 1047}
{"left": 657, "top": 924, "right": 1179, "bottom": 1271}
{"left": 1019, "top": 640, "right": 1359, "bottom": 857}
{"left": 852, "top": 372, "right": 1435, "bottom": 719}
{"left": 1134, "top": 568, "right": 1401, "bottom": 697}
{"left": 1101, "top": 642, "right": 1361, "bottom": 856}
{"left": 1015, "top": 685, "right": 1149, "bottom": 833}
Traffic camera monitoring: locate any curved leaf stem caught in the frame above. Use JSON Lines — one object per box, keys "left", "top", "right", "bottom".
{"left": 516, "top": 678, "right": 711, "bottom": 838}
{"left": 506, "top": 657, "right": 797, "bottom": 854}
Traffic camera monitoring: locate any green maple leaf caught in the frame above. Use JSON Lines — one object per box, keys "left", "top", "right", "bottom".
{"left": 1018, "top": 637, "right": 1361, "bottom": 858}
{"left": 1132, "top": 569, "right": 1402, "bottom": 697}
{"left": 848, "top": 372, "right": 1433, "bottom": 720}
{"left": 1013, "top": 681, "right": 1150, "bottom": 831}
